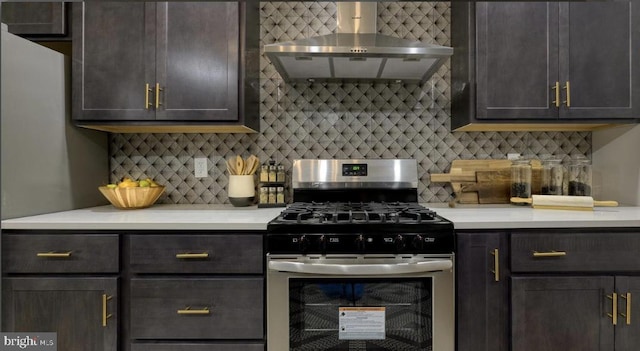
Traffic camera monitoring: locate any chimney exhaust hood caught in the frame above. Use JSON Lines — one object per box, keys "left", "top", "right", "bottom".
{"left": 264, "top": 2, "right": 453, "bottom": 84}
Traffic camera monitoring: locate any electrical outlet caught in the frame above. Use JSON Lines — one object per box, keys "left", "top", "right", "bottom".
{"left": 507, "top": 153, "right": 521, "bottom": 160}
{"left": 194, "top": 157, "right": 208, "bottom": 178}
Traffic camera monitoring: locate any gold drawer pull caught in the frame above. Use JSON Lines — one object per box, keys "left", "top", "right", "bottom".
{"left": 102, "top": 294, "right": 113, "bottom": 327}
{"left": 490, "top": 249, "right": 500, "bottom": 282}
{"left": 36, "top": 251, "right": 72, "bottom": 258}
{"left": 155, "top": 83, "right": 163, "bottom": 109}
{"left": 175, "top": 252, "right": 209, "bottom": 259}
{"left": 620, "top": 293, "right": 632, "bottom": 325}
{"left": 607, "top": 293, "right": 618, "bottom": 325}
{"left": 532, "top": 250, "right": 567, "bottom": 258}
{"left": 563, "top": 81, "right": 571, "bottom": 107}
{"left": 145, "top": 83, "right": 152, "bottom": 109}
{"left": 551, "top": 81, "right": 560, "bottom": 108}
{"left": 177, "top": 306, "right": 210, "bottom": 315}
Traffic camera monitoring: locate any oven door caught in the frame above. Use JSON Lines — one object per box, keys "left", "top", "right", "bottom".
{"left": 267, "top": 254, "right": 454, "bottom": 351}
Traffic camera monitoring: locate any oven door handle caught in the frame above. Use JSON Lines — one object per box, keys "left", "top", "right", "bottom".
{"left": 268, "top": 259, "right": 452, "bottom": 275}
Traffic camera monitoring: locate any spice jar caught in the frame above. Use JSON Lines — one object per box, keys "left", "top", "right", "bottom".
{"left": 568, "top": 156, "right": 592, "bottom": 196}
{"left": 268, "top": 187, "right": 277, "bottom": 204}
{"left": 268, "top": 164, "right": 277, "bottom": 182}
{"left": 276, "top": 165, "right": 285, "bottom": 183}
{"left": 510, "top": 159, "right": 532, "bottom": 205}
{"left": 260, "top": 165, "right": 269, "bottom": 182}
{"left": 276, "top": 186, "right": 285, "bottom": 203}
{"left": 540, "top": 158, "right": 564, "bottom": 195}
{"left": 259, "top": 186, "right": 268, "bottom": 204}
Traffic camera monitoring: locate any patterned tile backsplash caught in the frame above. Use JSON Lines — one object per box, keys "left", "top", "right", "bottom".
{"left": 110, "top": 2, "right": 591, "bottom": 204}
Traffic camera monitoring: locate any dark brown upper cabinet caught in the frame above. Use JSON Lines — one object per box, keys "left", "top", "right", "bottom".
{"left": 451, "top": 2, "right": 640, "bottom": 131}
{"left": 72, "top": 2, "right": 259, "bottom": 133}
{"left": 1, "top": 2, "right": 68, "bottom": 37}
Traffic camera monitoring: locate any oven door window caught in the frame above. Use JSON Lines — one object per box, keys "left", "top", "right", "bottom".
{"left": 289, "top": 278, "right": 433, "bottom": 350}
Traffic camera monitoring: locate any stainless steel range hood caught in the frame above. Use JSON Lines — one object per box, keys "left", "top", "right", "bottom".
{"left": 264, "top": 2, "right": 453, "bottom": 84}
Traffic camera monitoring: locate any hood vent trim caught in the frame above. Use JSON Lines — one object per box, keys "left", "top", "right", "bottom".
{"left": 264, "top": 2, "right": 453, "bottom": 84}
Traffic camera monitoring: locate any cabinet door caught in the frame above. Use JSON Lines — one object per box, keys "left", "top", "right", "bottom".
{"left": 155, "top": 2, "right": 239, "bottom": 121}
{"left": 72, "top": 2, "right": 155, "bottom": 121}
{"left": 456, "top": 232, "right": 508, "bottom": 351}
{"left": 615, "top": 277, "right": 640, "bottom": 351}
{"left": 475, "top": 2, "right": 559, "bottom": 120}
{"left": 511, "top": 276, "right": 614, "bottom": 351}
{"left": 559, "top": 2, "right": 640, "bottom": 119}
{"left": 1, "top": 2, "right": 66, "bottom": 36}
{"left": 2, "top": 277, "right": 118, "bottom": 351}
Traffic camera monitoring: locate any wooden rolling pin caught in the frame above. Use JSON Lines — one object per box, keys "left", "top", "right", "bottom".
{"left": 510, "top": 195, "right": 619, "bottom": 210}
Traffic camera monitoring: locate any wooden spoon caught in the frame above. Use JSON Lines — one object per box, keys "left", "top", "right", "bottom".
{"left": 236, "top": 155, "right": 245, "bottom": 175}
{"left": 244, "top": 155, "right": 258, "bottom": 175}
{"left": 226, "top": 157, "right": 236, "bottom": 175}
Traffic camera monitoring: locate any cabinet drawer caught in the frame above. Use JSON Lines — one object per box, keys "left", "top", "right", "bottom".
{"left": 129, "top": 234, "right": 262, "bottom": 274}
{"left": 130, "top": 278, "right": 263, "bottom": 339}
{"left": 511, "top": 232, "right": 640, "bottom": 272}
{"left": 131, "top": 343, "right": 264, "bottom": 351}
{"left": 2, "top": 234, "right": 119, "bottom": 273}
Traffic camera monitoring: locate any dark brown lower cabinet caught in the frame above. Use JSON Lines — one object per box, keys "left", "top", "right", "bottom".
{"left": 2, "top": 277, "right": 118, "bottom": 351}
{"left": 456, "top": 232, "right": 509, "bottom": 351}
{"left": 511, "top": 276, "right": 614, "bottom": 351}
{"left": 610, "top": 277, "right": 640, "bottom": 351}
{"left": 458, "top": 229, "right": 640, "bottom": 351}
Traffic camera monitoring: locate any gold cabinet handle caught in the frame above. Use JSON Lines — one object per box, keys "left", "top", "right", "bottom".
{"left": 175, "top": 252, "right": 209, "bottom": 259}
{"left": 155, "top": 83, "right": 163, "bottom": 109}
{"left": 36, "top": 251, "right": 72, "bottom": 258}
{"left": 177, "top": 306, "right": 210, "bottom": 315}
{"left": 102, "top": 294, "right": 113, "bottom": 327}
{"left": 145, "top": 83, "right": 154, "bottom": 109}
{"left": 490, "top": 248, "right": 500, "bottom": 282}
{"left": 620, "top": 293, "right": 632, "bottom": 325}
{"left": 532, "top": 250, "right": 567, "bottom": 258}
{"left": 608, "top": 293, "right": 618, "bottom": 325}
{"left": 552, "top": 81, "right": 560, "bottom": 107}
{"left": 563, "top": 81, "right": 571, "bottom": 107}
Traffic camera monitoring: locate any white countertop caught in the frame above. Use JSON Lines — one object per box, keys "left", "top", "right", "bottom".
{"left": 0, "top": 205, "right": 284, "bottom": 231}
{"left": 1, "top": 204, "right": 639, "bottom": 231}
{"left": 429, "top": 204, "right": 640, "bottom": 230}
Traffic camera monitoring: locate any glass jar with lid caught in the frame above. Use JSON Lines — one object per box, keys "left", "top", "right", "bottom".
{"left": 540, "top": 158, "right": 564, "bottom": 195}
{"left": 510, "top": 159, "right": 532, "bottom": 204}
{"left": 568, "top": 156, "right": 592, "bottom": 196}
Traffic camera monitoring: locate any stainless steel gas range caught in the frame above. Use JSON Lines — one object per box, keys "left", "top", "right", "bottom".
{"left": 266, "top": 159, "right": 454, "bottom": 351}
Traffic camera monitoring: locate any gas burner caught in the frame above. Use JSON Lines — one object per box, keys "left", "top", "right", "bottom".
{"left": 267, "top": 159, "right": 454, "bottom": 254}
{"left": 278, "top": 201, "right": 437, "bottom": 225}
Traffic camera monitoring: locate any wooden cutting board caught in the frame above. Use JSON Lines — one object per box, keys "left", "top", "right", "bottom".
{"left": 430, "top": 160, "right": 542, "bottom": 204}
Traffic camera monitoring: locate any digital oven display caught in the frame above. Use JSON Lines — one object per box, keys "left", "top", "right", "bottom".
{"left": 342, "top": 163, "right": 367, "bottom": 176}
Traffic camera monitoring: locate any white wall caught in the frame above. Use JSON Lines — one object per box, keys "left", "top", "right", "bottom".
{"left": 1, "top": 27, "right": 109, "bottom": 219}
{"left": 592, "top": 125, "right": 640, "bottom": 206}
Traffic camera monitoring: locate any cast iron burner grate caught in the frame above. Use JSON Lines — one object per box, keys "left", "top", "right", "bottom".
{"left": 280, "top": 202, "right": 437, "bottom": 224}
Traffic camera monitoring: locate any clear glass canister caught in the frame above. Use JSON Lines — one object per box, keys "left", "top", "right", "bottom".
{"left": 510, "top": 159, "right": 532, "bottom": 204}
{"left": 568, "top": 156, "right": 592, "bottom": 196}
{"left": 540, "top": 158, "right": 564, "bottom": 195}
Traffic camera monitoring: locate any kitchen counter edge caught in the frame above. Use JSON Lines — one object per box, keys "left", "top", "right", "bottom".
{"left": 1, "top": 204, "right": 639, "bottom": 231}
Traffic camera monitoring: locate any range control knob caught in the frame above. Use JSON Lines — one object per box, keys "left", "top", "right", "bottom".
{"left": 319, "top": 235, "right": 327, "bottom": 252}
{"left": 412, "top": 235, "right": 424, "bottom": 250}
{"left": 298, "top": 235, "right": 310, "bottom": 253}
{"left": 355, "top": 235, "right": 366, "bottom": 252}
{"left": 394, "top": 234, "right": 405, "bottom": 251}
